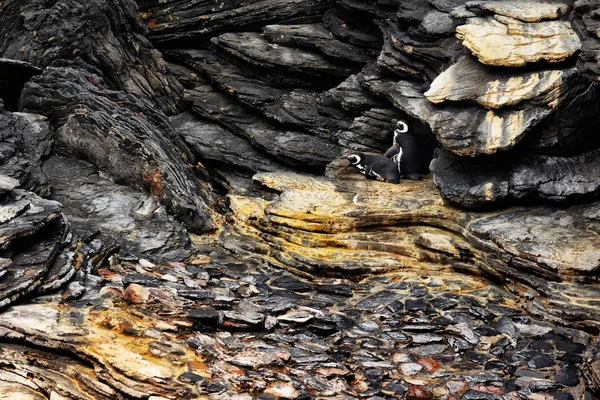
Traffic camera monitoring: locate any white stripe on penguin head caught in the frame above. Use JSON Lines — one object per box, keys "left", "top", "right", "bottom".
{"left": 396, "top": 120, "right": 408, "bottom": 133}
{"left": 347, "top": 154, "right": 361, "bottom": 165}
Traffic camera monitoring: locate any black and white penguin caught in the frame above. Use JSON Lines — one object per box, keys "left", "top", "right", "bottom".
{"left": 384, "top": 120, "right": 436, "bottom": 180}
{"left": 347, "top": 153, "right": 400, "bottom": 184}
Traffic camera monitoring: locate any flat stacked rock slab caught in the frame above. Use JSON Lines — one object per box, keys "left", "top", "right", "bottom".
{"left": 456, "top": 16, "right": 581, "bottom": 67}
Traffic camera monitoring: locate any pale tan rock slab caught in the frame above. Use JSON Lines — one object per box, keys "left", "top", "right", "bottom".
{"left": 425, "top": 56, "right": 576, "bottom": 109}
{"left": 456, "top": 15, "right": 581, "bottom": 67}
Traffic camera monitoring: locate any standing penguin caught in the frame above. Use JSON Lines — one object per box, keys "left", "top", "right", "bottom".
{"left": 347, "top": 153, "right": 400, "bottom": 184}
{"left": 384, "top": 120, "right": 435, "bottom": 180}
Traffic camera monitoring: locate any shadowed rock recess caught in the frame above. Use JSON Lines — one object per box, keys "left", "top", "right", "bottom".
{"left": 1, "top": 0, "right": 600, "bottom": 398}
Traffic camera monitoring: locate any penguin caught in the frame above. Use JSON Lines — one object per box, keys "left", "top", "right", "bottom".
{"left": 384, "top": 120, "right": 436, "bottom": 180}
{"left": 383, "top": 120, "right": 408, "bottom": 159}
{"left": 347, "top": 153, "right": 400, "bottom": 184}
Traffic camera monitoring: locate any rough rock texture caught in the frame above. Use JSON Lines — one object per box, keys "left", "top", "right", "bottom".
{"left": 574, "top": 0, "right": 600, "bottom": 82}
{"left": 425, "top": 56, "right": 578, "bottom": 109}
{"left": 0, "top": 105, "right": 53, "bottom": 196}
{"left": 20, "top": 67, "right": 216, "bottom": 233}
{"left": 140, "top": 0, "right": 327, "bottom": 44}
{"left": 0, "top": 58, "right": 41, "bottom": 110}
{"left": 0, "top": 0, "right": 599, "bottom": 398}
{"left": 225, "top": 172, "right": 600, "bottom": 330}
{"left": 0, "top": 0, "right": 184, "bottom": 114}
{"left": 0, "top": 239, "right": 596, "bottom": 399}
{"left": 45, "top": 156, "right": 193, "bottom": 261}
{"left": 456, "top": 16, "right": 581, "bottom": 67}
{"left": 0, "top": 175, "right": 88, "bottom": 311}
{"left": 431, "top": 149, "right": 600, "bottom": 207}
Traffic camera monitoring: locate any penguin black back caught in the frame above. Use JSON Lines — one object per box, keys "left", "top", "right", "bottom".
{"left": 348, "top": 152, "right": 400, "bottom": 184}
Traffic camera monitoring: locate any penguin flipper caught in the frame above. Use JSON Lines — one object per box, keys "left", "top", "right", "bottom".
{"left": 384, "top": 144, "right": 400, "bottom": 159}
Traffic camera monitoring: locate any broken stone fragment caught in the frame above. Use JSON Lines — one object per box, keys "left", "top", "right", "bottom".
{"left": 123, "top": 284, "right": 151, "bottom": 304}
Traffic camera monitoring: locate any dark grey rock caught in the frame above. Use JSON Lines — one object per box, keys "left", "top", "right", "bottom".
{"left": 21, "top": 68, "right": 215, "bottom": 233}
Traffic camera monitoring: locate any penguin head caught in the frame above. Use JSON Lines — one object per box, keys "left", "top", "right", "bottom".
{"left": 347, "top": 154, "right": 362, "bottom": 165}
{"left": 393, "top": 120, "right": 409, "bottom": 145}
{"left": 396, "top": 120, "right": 409, "bottom": 133}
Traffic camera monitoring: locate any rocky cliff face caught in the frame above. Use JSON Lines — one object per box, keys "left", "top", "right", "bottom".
{"left": 1, "top": 0, "right": 600, "bottom": 399}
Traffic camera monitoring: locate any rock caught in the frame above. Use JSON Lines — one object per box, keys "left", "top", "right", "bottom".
{"left": 573, "top": 0, "right": 600, "bottom": 82}
{"left": 0, "top": 0, "right": 184, "bottom": 114}
{"left": 45, "top": 156, "right": 192, "bottom": 261}
{"left": 168, "top": 48, "right": 350, "bottom": 137}
{"left": 456, "top": 15, "right": 581, "bottom": 67}
{"left": 212, "top": 32, "right": 353, "bottom": 87}
{"left": 424, "top": 56, "right": 578, "bottom": 110}
{"left": 123, "top": 284, "right": 151, "bottom": 304}
{"left": 264, "top": 381, "right": 300, "bottom": 399}
{"left": 186, "top": 84, "right": 341, "bottom": 168}
{"left": 467, "top": 1, "right": 571, "bottom": 23}
{"left": 0, "top": 109, "right": 53, "bottom": 196}
{"left": 140, "top": 0, "right": 327, "bottom": 44}
{"left": 262, "top": 24, "right": 374, "bottom": 65}
{"left": 0, "top": 58, "right": 42, "bottom": 110}
{"left": 431, "top": 148, "right": 600, "bottom": 206}
{"left": 400, "top": 362, "right": 424, "bottom": 375}
{"left": 0, "top": 183, "right": 85, "bottom": 311}
{"left": 376, "top": 19, "right": 461, "bottom": 81}
{"left": 326, "top": 74, "right": 386, "bottom": 114}
{"left": 225, "top": 172, "right": 600, "bottom": 329}
{"left": 20, "top": 67, "right": 216, "bottom": 234}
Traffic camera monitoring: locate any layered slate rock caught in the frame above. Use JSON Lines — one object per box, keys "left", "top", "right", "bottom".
{"left": 424, "top": 56, "right": 578, "bottom": 109}
{"left": 45, "top": 156, "right": 193, "bottom": 261}
{"left": 466, "top": 0, "right": 571, "bottom": 22}
{"left": 0, "top": 105, "right": 53, "bottom": 196}
{"left": 185, "top": 83, "right": 341, "bottom": 168}
{"left": 0, "top": 0, "right": 184, "bottom": 114}
{"left": 0, "top": 175, "right": 86, "bottom": 311}
{"left": 262, "top": 23, "right": 375, "bottom": 65}
{"left": 139, "top": 0, "right": 327, "bottom": 44}
{"left": 167, "top": 48, "right": 351, "bottom": 137}
{"left": 364, "top": 74, "right": 551, "bottom": 157}
{"left": 376, "top": 18, "right": 462, "bottom": 82}
{"left": 574, "top": 0, "right": 600, "bottom": 82}
{"left": 20, "top": 67, "right": 216, "bottom": 234}
{"left": 431, "top": 148, "right": 600, "bottom": 206}
{"left": 1, "top": 243, "right": 594, "bottom": 399}
{"left": 224, "top": 172, "right": 600, "bottom": 330}
{"left": 211, "top": 31, "right": 355, "bottom": 89}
